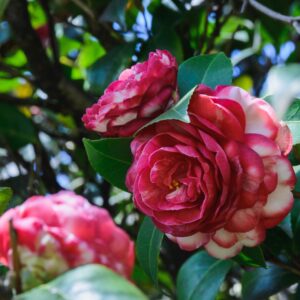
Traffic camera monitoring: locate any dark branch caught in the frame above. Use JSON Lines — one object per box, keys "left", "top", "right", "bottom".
{"left": 5, "top": 0, "right": 90, "bottom": 116}
{"left": 39, "top": 0, "right": 60, "bottom": 69}
{"left": 0, "top": 93, "right": 61, "bottom": 110}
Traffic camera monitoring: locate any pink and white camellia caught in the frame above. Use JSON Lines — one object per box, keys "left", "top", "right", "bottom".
{"left": 82, "top": 49, "right": 178, "bottom": 137}
{"left": 126, "top": 85, "right": 296, "bottom": 259}
{"left": 0, "top": 191, "right": 134, "bottom": 289}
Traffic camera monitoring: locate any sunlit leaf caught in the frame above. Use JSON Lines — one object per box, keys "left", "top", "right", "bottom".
{"left": 0, "top": 187, "right": 12, "bottom": 215}
{"left": 178, "top": 53, "right": 232, "bottom": 96}
{"left": 16, "top": 264, "right": 147, "bottom": 300}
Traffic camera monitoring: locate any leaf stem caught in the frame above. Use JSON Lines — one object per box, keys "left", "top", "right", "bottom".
{"left": 9, "top": 219, "right": 22, "bottom": 294}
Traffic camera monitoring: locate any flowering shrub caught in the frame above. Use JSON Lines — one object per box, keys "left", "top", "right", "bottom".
{"left": 126, "top": 84, "right": 295, "bottom": 259}
{"left": 0, "top": 191, "right": 134, "bottom": 290}
{"left": 82, "top": 49, "right": 178, "bottom": 137}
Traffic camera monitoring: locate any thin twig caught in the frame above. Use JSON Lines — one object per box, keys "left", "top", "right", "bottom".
{"left": 9, "top": 220, "right": 22, "bottom": 294}
{"left": 246, "top": 0, "right": 300, "bottom": 25}
{"left": 240, "top": 0, "right": 248, "bottom": 13}
{"left": 0, "top": 93, "right": 60, "bottom": 110}
{"left": 70, "top": 0, "right": 95, "bottom": 20}
{"left": 0, "top": 62, "right": 35, "bottom": 84}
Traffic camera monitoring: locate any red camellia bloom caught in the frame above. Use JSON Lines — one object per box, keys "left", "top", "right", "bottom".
{"left": 126, "top": 85, "right": 296, "bottom": 259}
{"left": 82, "top": 49, "right": 178, "bottom": 137}
{"left": 0, "top": 191, "right": 134, "bottom": 289}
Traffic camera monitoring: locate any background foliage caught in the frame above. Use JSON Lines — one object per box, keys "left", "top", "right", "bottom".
{"left": 0, "top": 0, "right": 300, "bottom": 299}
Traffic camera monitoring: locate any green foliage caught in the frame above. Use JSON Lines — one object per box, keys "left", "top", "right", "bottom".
{"left": 16, "top": 264, "right": 147, "bottom": 300}
{"left": 1, "top": 1, "right": 300, "bottom": 299}
{"left": 0, "top": 103, "right": 37, "bottom": 149}
{"left": 286, "top": 121, "right": 300, "bottom": 145}
{"left": 136, "top": 217, "right": 164, "bottom": 285}
{"left": 178, "top": 53, "right": 232, "bottom": 96}
{"left": 241, "top": 263, "right": 300, "bottom": 300}
{"left": 0, "top": 187, "right": 12, "bottom": 214}
{"left": 234, "top": 246, "right": 266, "bottom": 268}
{"left": 176, "top": 251, "right": 233, "bottom": 300}
{"left": 0, "top": 0, "right": 9, "bottom": 19}
{"left": 83, "top": 138, "right": 132, "bottom": 191}
{"left": 86, "top": 43, "right": 135, "bottom": 94}
{"left": 265, "top": 64, "right": 300, "bottom": 118}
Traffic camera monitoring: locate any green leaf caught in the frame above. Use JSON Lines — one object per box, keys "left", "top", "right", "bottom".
{"left": 16, "top": 264, "right": 147, "bottom": 300}
{"left": 0, "top": 264, "right": 8, "bottom": 276}
{"left": 145, "top": 28, "right": 184, "bottom": 63}
{"left": 176, "top": 251, "right": 233, "bottom": 300}
{"left": 83, "top": 138, "right": 132, "bottom": 190}
{"left": 0, "top": 0, "right": 9, "bottom": 19}
{"left": 291, "top": 192, "right": 300, "bottom": 253}
{"left": 284, "top": 99, "right": 300, "bottom": 121}
{"left": 241, "top": 263, "right": 300, "bottom": 300}
{"left": 287, "top": 121, "right": 300, "bottom": 145}
{"left": 263, "top": 227, "right": 293, "bottom": 257}
{"left": 0, "top": 103, "right": 37, "bottom": 149}
{"left": 138, "top": 87, "right": 195, "bottom": 133}
{"left": 234, "top": 246, "right": 266, "bottom": 268}
{"left": 265, "top": 64, "right": 300, "bottom": 118}
{"left": 77, "top": 35, "right": 106, "bottom": 68}
{"left": 136, "top": 217, "right": 164, "bottom": 285}
{"left": 86, "top": 43, "right": 135, "bottom": 94}
{"left": 100, "top": 0, "right": 128, "bottom": 29}
{"left": 0, "top": 187, "right": 12, "bottom": 215}
{"left": 4, "top": 50, "right": 27, "bottom": 67}
{"left": 178, "top": 53, "right": 232, "bottom": 97}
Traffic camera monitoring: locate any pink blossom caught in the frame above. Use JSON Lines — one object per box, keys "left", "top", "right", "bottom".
{"left": 126, "top": 85, "right": 295, "bottom": 259}
{"left": 0, "top": 191, "right": 134, "bottom": 288}
{"left": 82, "top": 50, "right": 178, "bottom": 137}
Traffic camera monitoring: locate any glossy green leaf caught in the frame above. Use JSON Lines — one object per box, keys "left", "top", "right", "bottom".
{"left": 287, "top": 121, "right": 300, "bottom": 145}
{"left": 138, "top": 87, "right": 195, "bottom": 133}
{"left": 178, "top": 53, "right": 232, "bottom": 96}
{"left": 0, "top": 187, "right": 12, "bottom": 215}
{"left": 177, "top": 251, "right": 233, "bottom": 300}
{"left": 234, "top": 246, "right": 266, "bottom": 268}
{"left": 284, "top": 99, "right": 300, "bottom": 121}
{"left": 242, "top": 263, "right": 300, "bottom": 300}
{"left": 16, "top": 264, "right": 147, "bottom": 300}
{"left": 136, "top": 217, "right": 164, "bottom": 285}
{"left": 83, "top": 138, "right": 132, "bottom": 191}
{"left": 265, "top": 64, "right": 300, "bottom": 118}
{"left": 0, "top": 103, "right": 37, "bottom": 149}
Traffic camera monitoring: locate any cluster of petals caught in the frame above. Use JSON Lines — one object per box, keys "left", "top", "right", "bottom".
{"left": 82, "top": 49, "right": 178, "bottom": 137}
{"left": 126, "top": 85, "right": 296, "bottom": 259}
{"left": 0, "top": 191, "right": 134, "bottom": 283}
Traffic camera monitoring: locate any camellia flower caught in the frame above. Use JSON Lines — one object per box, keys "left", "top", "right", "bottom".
{"left": 126, "top": 85, "right": 296, "bottom": 259}
{"left": 0, "top": 191, "right": 134, "bottom": 290}
{"left": 82, "top": 49, "right": 178, "bottom": 137}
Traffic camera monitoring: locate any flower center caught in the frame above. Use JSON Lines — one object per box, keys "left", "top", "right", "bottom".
{"left": 169, "top": 179, "right": 180, "bottom": 190}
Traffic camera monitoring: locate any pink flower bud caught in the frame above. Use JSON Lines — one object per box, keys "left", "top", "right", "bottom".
{"left": 0, "top": 191, "right": 134, "bottom": 289}
{"left": 82, "top": 49, "right": 178, "bottom": 137}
